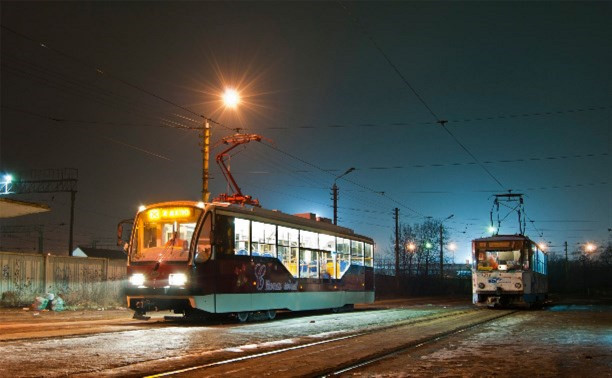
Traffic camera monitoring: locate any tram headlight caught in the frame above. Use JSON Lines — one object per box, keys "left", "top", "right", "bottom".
{"left": 515, "top": 282, "right": 522, "bottom": 289}
{"left": 129, "top": 273, "right": 145, "bottom": 286}
{"left": 168, "top": 273, "right": 188, "bottom": 286}
{"left": 478, "top": 283, "right": 485, "bottom": 289}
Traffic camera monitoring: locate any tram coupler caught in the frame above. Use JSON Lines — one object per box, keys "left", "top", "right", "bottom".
{"left": 132, "top": 300, "right": 151, "bottom": 320}
{"left": 486, "top": 296, "right": 501, "bottom": 307}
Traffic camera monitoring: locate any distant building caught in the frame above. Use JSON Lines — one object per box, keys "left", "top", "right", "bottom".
{"left": 72, "top": 246, "right": 127, "bottom": 260}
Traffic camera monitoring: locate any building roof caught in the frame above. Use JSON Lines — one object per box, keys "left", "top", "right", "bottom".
{"left": 73, "top": 246, "right": 127, "bottom": 260}
{"left": 0, "top": 198, "right": 50, "bottom": 218}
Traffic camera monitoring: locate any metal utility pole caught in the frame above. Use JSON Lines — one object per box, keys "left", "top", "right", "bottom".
{"left": 394, "top": 208, "right": 400, "bottom": 290}
{"left": 332, "top": 167, "right": 355, "bottom": 225}
{"left": 202, "top": 118, "right": 211, "bottom": 202}
{"left": 564, "top": 241, "right": 568, "bottom": 278}
{"left": 3, "top": 169, "right": 78, "bottom": 255}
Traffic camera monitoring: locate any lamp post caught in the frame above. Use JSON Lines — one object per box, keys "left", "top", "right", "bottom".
{"left": 406, "top": 242, "right": 416, "bottom": 277}
{"left": 439, "top": 214, "right": 454, "bottom": 280}
{"left": 332, "top": 167, "right": 355, "bottom": 225}
{"left": 203, "top": 88, "right": 241, "bottom": 202}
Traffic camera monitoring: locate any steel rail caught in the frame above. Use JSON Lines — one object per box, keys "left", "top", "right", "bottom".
{"left": 321, "top": 310, "right": 518, "bottom": 376}
{"left": 143, "top": 309, "right": 486, "bottom": 378}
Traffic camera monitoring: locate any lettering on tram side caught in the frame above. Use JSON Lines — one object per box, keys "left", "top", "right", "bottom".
{"left": 254, "top": 263, "right": 298, "bottom": 291}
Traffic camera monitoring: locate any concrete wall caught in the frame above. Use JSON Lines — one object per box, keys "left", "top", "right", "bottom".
{"left": 0, "top": 251, "right": 127, "bottom": 307}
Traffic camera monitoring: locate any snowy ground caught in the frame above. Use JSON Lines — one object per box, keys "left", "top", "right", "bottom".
{"left": 0, "top": 297, "right": 609, "bottom": 377}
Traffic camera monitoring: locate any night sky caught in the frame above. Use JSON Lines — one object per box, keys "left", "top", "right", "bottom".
{"left": 1, "top": 2, "right": 610, "bottom": 263}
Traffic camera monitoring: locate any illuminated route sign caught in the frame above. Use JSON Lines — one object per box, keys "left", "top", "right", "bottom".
{"left": 147, "top": 207, "right": 192, "bottom": 220}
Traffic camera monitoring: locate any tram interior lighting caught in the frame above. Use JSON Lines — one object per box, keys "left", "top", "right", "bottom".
{"left": 168, "top": 273, "right": 187, "bottom": 286}
{"left": 129, "top": 273, "right": 145, "bottom": 286}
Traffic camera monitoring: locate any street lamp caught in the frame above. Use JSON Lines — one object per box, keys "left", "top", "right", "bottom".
{"left": 332, "top": 167, "right": 355, "bottom": 225}
{"left": 448, "top": 242, "right": 457, "bottom": 264}
{"left": 202, "top": 88, "right": 241, "bottom": 202}
{"left": 585, "top": 243, "right": 597, "bottom": 253}
{"left": 439, "top": 214, "right": 454, "bottom": 279}
{"left": 222, "top": 88, "right": 240, "bottom": 109}
{"left": 1, "top": 174, "right": 12, "bottom": 194}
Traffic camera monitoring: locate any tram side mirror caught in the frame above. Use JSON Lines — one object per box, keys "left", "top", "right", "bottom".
{"left": 116, "top": 218, "right": 134, "bottom": 247}
{"left": 123, "top": 242, "right": 129, "bottom": 253}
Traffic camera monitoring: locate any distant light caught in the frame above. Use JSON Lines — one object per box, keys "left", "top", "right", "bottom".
{"left": 3, "top": 174, "right": 12, "bottom": 183}
{"left": 425, "top": 242, "right": 432, "bottom": 249}
{"left": 196, "top": 201, "right": 205, "bottom": 209}
{"left": 406, "top": 242, "right": 416, "bottom": 252}
{"left": 448, "top": 242, "right": 457, "bottom": 251}
{"left": 585, "top": 243, "right": 596, "bottom": 253}
{"left": 222, "top": 88, "right": 240, "bottom": 108}
{"left": 138, "top": 205, "right": 146, "bottom": 212}
{"left": 538, "top": 242, "right": 547, "bottom": 251}
{"left": 488, "top": 226, "right": 497, "bottom": 234}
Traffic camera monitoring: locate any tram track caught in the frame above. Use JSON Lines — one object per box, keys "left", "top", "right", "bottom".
{"left": 142, "top": 309, "right": 516, "bottom": 377}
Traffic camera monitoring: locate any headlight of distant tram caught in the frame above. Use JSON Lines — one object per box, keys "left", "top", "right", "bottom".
{"left": 168, "top": 273, "right": 188, "bottom": 286}
{"left": 129, "top": 273, "right": 145, "bottom": 286}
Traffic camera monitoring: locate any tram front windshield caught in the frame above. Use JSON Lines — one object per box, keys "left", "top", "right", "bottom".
{"left": 131, "top": 206, "right": 203, "bottom": 263}
{"left": 477, "top": 249, "right": 522, "bottom": 271}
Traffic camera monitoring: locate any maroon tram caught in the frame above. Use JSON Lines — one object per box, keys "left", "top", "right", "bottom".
{"left": 123, "top": 201, "right": 375, "bottom": 321}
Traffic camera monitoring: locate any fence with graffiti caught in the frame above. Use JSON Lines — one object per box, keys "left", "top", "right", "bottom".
{"left": 0, "top": 251, "right": 126, "bottom": 308}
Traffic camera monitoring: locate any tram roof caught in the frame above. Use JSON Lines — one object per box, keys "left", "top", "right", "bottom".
{"left": 139, "top": 201, "right": 373, "bottom": 242}
{"left": 472, "top": 234, "right": 533, "bottom": 243}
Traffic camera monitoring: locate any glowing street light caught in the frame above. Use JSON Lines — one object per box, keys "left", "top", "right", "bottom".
{"left": 2, "top": 173, "right": 13, "bottom": 194}
{"left": 222, "top": 88, "right": 241, "bottom": 108}
{"left": 488, "top": 225, "right": 497, "bottom": 234}
{"left": 448, "top": 242, "right": 457, "bottom": 251}
{"left": 425, "top": 242, "right": 433, "bottom": 249}
{"left": 538, "top": 242, "right": 547, "bottom": 251}
{"left": 585, "top": 243, "right": 597, "bottom": 253}
{"left": 406, "top": 242, "right": 416, "bottom": 252}
{"left": 202, "top": 88, "right": 242, "bottom": 202}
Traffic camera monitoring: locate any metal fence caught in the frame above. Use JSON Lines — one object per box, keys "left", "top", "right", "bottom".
{"left": 0, "top": 251, "right": 127, "bottom": 307}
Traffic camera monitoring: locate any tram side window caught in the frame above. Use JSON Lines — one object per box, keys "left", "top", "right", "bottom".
{"left": 194, "top": 214, "right": 212, "bottom": 263}
{"left": 364, "top": 243, "right": 373, "bottom": 267}
{"left": 301, "top": 230, "right": 319, "bottom": 249}
{"left": 532, "top": 247, "right": 547, "bottom": 274}
{"left": 234, "top": 218, "right": 250, "bottom": 255}
{"left": 351, "top": 240, "right": 364, "bottom": 266}
{"left": 300, "top": 249, "right": 319, "bottom": 278}
{"left": 252, "top": 221, "right": 276, "bottom": 257}
{"left": 337, "top": 237, "right": 351, "bottom": 277}
{"left": 319, "top": 234, "right": 336, "bottom": 277}
{"left": 213, "top": 215, "right": 235, "bottom": 257}
{"left": 278, "top": 226, "right": 299, "bottom": 277}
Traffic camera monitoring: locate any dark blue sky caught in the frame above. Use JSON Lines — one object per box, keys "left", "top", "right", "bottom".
{"left": 1, "top": 2, "right": 610, "bottom": 262}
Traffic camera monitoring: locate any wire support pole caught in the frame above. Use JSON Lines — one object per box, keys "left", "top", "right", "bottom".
{"left": 202, "top": 119, "right": 211, "bottom": 202}
{"left": 394, "top": 208, "right": 400, "bottom": 292}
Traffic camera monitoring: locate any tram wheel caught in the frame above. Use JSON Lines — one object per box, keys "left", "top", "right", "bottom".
{"left": 237, "top": 311, "right": 251, "bottom": 323}
{"left": 265, "top": 310, "right": 276, "bottom": 320}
